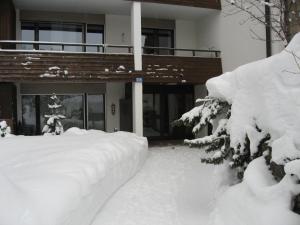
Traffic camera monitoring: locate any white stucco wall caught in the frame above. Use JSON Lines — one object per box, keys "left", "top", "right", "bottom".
{"left": 105, "top": 14, "right": 131, "bottom": 53}
{"left": 196, "top": 1, "right": 285, "bottom": 73}
{"left": 175, "top": 19, "right": 197, "bottom": 56}
{"left": 105, "top": 82, "right": 125, "bottom": 132}
{"left": 197, "top": 8, "right": 266, "bottom": 72}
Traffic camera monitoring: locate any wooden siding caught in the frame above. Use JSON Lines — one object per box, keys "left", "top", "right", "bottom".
{"left": 142, "top": 55, "right": 222, "bottom": 83}
{"left": 0, "top": 52, "right": 222, "bottom": 84}
{"left": 0, "top": 0, "right": 16, "bottom": 41}
{"left": 129, "top": 0, "right": 221, "bottom": 10}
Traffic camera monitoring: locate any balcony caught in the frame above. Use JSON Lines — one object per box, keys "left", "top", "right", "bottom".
{"left": 0, "top": 40, "right": 222, "bottom": 84}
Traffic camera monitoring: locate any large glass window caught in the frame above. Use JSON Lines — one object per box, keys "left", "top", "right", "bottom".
{"left": 21, "top": 95, "right": 37, "bottom": 135}
{"left": 142, "top": 28, "right": 174, "bottom": 55}
{"left": 38, "top": 23, "right": 83, "bottom": 51}
{"left": 86, "top": 25, "right": 104, "bottom": 52}
{"left": 39, "top": 95, "right": 84, "bottom": 132}
{"left": 87, "top": 95, "right": 105, "bottom": 130}
{"left": 143, "top": 94, "right": 160, "bottom": 137}
{"left": 21, "top": 22, "right": 35, "bottom": 50}
{"left": 21, "top": 94, "right": 105, "bottom": 136}
{"left": 21, "top": 22, "right": 104, "bottom": 52}
{"left": 142, "top": 85, "right": 194, "bottom": 139}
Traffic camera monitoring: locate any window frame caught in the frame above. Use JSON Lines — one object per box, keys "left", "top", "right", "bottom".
{"left": 21, "top": 21, "right": 104, "bottom": 51}
{"left": 142, "top": 27, "right": 175, "bottom": 55}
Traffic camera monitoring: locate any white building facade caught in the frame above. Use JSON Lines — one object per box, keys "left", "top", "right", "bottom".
{"left": 0, "top": 0, "right": 280, "bottom": 140}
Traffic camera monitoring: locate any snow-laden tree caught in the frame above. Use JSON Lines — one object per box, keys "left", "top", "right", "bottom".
{"left": 224, "top": 0, "right": 300, "bottom": 44}
{"left": 175, "top": 97, "right": 272, "bottom": 179}
{"left": 42, "top": 94, "right": 65, "bottom": 135}
{"left": 0, "top": 121, "right": 11, "bottom": 138}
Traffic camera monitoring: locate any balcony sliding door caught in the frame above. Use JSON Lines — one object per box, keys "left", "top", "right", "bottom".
{"left": 142, "top": 28, "right": 174, "bottom": 55}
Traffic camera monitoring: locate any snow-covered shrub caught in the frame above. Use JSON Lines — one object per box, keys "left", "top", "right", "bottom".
{"left": 176, "top": 97, "right": 271, "bottom": 179}
{"left": 178, "top": 33, "right": 300, "bottom": 182}
{"left": 0, "top": 121, "right": 11, "bottom": 138}
{"left": 42, "top": 94, "right": 65, "bottom": 135}
{"left": 178, "top": 33, "right": 300, "bottom": 220}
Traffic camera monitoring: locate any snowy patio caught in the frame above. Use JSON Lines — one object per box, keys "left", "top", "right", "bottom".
{"left": 92, "top": 145, "right": 217, "bottom": 225}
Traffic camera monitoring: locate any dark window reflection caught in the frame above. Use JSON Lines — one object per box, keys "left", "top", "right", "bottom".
{"left": 20, "top": 22, "right": 104, "bottom": 52}
{"left": 21, "top": 95, "right": 36, "bottom": 135}
{"left": 88, "top": 94, "right": 105, "bottom": 130}
{"left": 142, "top": 28, "right": 174, "bottom": 55}
{"left": 39, "top": 95, "right": 84, "bottom": 132}
{"left": 86, "top": 25, "right": 104, "bottom": 52}
{"left": 143, "top": 94, "right": 160, "bottom": 137}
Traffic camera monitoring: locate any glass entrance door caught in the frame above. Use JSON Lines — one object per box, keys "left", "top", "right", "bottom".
{"left": 143, "top": 85, "right": 194, "bottom": 139}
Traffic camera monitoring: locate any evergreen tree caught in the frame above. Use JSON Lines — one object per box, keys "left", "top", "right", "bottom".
{"left": 176, "top": 97, "right": 271, "bottom": 179}
{"left": 0, "top": 121, "right": 11, "bottom": 138}
{"left": 42, "top": 94, "right": 65, "bottom": 135}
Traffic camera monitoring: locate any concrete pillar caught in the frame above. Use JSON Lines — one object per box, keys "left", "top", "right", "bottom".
{"left": 131, "top": 1, "right": 143, "bottom": 136}
{"left": 131, "top": 1, "right": 142, "bottom": 70}
{"left": 132, "top": 82, "right": 143, "bottom": 136}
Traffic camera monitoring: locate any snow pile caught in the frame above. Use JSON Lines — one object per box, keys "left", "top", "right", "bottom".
{"left": 211, "top": 157, "right": 300, "bottom": 225}
{"left": 206, "top": 33, "right": 300, "bottom": 224}
{"left": 207, "top": 34, "right": 300, "bottom": 156}
{"left": 0, "top": 129, "right": 148, "bottom": 225}
{"left": 0, "top": 121, "right": 11, "bottom": 138}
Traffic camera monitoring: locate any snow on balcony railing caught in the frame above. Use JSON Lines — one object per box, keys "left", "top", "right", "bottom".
{"left": 0, "top": 40, "right": 221, "bottom": 58}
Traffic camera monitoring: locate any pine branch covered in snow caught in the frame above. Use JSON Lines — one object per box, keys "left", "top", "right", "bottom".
{"left": 178, "top": 96, "right": 273, "bottom": 179}
{"left": 175, "top": 97, "right": 230, "bottom": 134}
{"left": 0, "top": 121, "right": 11, "bottom": 138}
{"left": 42, "top": 94, "right": 65, "bottom": 135}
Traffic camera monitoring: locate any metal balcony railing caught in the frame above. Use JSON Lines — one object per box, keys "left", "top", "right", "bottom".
{"left": 0, "top": 40, "right": 221, "bottom": 58}
{"left": 0, "top": 40, "right": 133, "bottom": 54}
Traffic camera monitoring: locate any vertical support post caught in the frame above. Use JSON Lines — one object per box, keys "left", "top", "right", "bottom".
{"left": 131, "top": 1, "right": 143, "bottom": 136}
{"left": 265, "top": 0, "right": 272, "bottom": 57}
{"left": 131, "top": 1, "right": 142, "bottom": 70}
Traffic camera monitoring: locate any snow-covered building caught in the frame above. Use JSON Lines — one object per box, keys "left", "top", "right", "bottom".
{"left": 0, "top": 0, "right": 276, "bottom": 139}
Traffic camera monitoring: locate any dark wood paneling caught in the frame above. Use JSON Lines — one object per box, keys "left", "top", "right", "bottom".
{"left": 0, "top": 52, "right": 222, "bottom": 84}
{"left": 0, "top": 0, "right": 16, "bottom": 42}
{"left": 129, "top": 0, "right": 221, "bottom": 10}
{"left": 142, "top": 55, "right": 222, "bottom": 84}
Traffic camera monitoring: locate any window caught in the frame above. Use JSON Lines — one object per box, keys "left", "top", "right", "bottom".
{"left": 21, "top": 22, "right": 104, "bottom": 52}
{"left": 21, "top": 94, "right": 105, "bottom": 135}
{"left": 142, "top": 28, "right": 174, "bottom": 55}
{"left": 38, "top": 23, "right": 83, "bottom": 51}
{"left": 86, "top": 25, "right": 104, "bottom": 52}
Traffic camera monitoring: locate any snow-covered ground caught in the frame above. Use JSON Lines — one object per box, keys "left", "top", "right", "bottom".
{"left": 92, "top": 145, "right": 218, "bottom": 225}
{"left": 0, "top": 129, "right": 148, "bottom": 225}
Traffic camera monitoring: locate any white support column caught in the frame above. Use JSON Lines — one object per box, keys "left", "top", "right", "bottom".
{"left": 131, "top": 1, "right": 143, "bottom": 136}
{"left": 131, "top": 1, "right": 142, "bottom": 70}
{"left": 132, "top": 82, "right": 143, "bottom": 136}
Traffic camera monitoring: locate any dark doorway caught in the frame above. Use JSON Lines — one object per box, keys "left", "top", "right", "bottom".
{"left": 0, "top": 82, "right": 17, "bottom": 133}
{"left": 143, "top": 85, "right": 194, "bottom": 140}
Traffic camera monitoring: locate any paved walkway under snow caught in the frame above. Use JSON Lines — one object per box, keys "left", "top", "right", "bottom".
{"left": 92, "top": 146, "right": 217, "bottom": 225}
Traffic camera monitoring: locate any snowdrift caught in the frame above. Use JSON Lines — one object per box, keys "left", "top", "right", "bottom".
{"left": 206, "top": 34, "right": 300, "bottom": 224}
{"left": 0, "top": 129, "right": 148, "bottom": 225}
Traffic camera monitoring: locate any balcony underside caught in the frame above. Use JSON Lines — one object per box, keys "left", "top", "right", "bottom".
{"left": 135, "top": 0, "right": 221, "bottom": 10}
{"left": 0, "top": 51, "right": 222, "bottom": 84}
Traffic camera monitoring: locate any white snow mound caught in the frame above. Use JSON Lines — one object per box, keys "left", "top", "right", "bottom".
{"left": 207, "top": 33, "right": 300, "bottom": 153}
{"left": 206, "top": 33, "right": 300, "bottom": 225}
{"left": 0, "top": 130, "right": 148, "bottom": 225}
